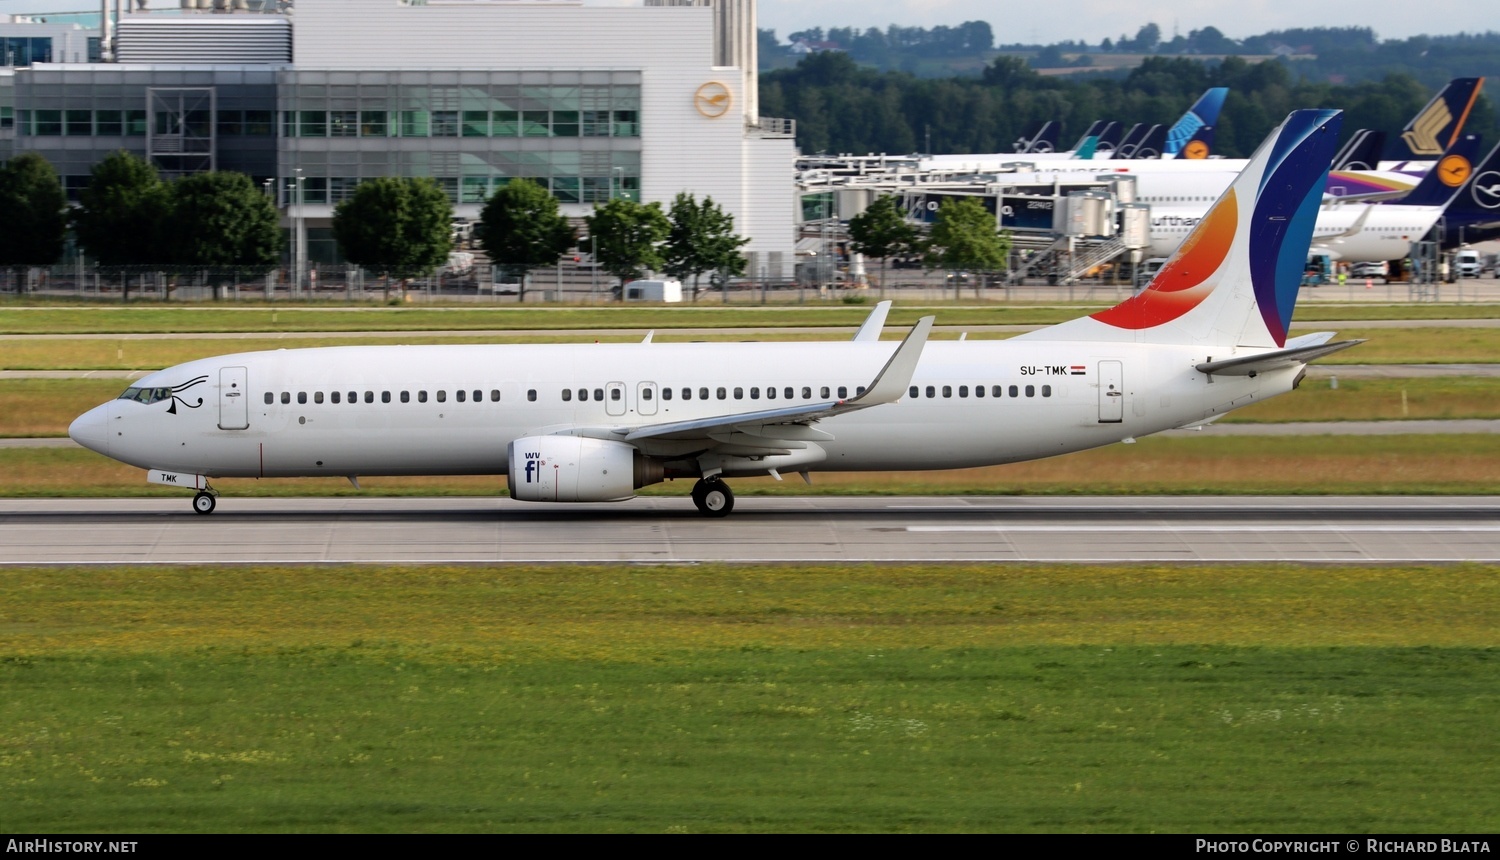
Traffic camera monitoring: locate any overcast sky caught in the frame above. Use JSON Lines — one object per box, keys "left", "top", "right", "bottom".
{"left": 2, "top": 0, "right": 1490, "bottom": 45}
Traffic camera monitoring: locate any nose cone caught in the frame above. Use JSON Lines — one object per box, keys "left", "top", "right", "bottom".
{"left": 68, "top": 403, "right": 111, "bottom": 456}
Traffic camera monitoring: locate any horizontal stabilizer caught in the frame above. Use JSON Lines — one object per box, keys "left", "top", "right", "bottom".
{"left": 1196, "top": 338, "right": 1364, "bottom": 376}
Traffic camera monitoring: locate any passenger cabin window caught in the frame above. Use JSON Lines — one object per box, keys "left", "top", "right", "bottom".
{"left": 417, "top": 391, "right": 428, "bottom": 403}
{"left": 528, "top": 389, "right": 538, "bottom": 402}
{"left": 838, "top": 386, "right": 847, "bottom": 398}
{"left": 733, "top": 387, "right": 743, "bottom": 399}
{"left": 1009, "top": 385, "right": 1019, "bottom": 398}
{"left": 348, "top": 391, "right": 356, "bottom": 404}
{"left": 281, "top": 392, "right": 291, "bottom": 404}
{"left": 314, "top": 392, "right": 324, "bottom": 404}
{"left": 642, "top": 388, "right": 653, "bottom": 401}
{"left": 1042, "top": 385, "right": 1052, "bottom": 397}
{"left": 750, "top": 387, "right": 760, "bottom": 400}
{"left": 491, "top": 390, "right": 500, "bottom": 402}
{"left": 382, "top": 391, "right": 392, "bottom": 403}
{"left": 561, "top": 389, "right": 572, "bottom": 402}
{"left": 1025, "top": 385, "right": 1035, "bottom": 397}
{"left": 264, "top": 393, "right": 274, "bottom": 405}
{"left": 909, "top": 386, "right": 918, "bottom": 398}
{"left": 608, "top": 389, "right": 619, "bottom": 401}
{"left": 298, "top": 392, "right": 307, "bottom": 405}
{"left": 366, "top": 391, "right": 375, "bottom": 403}
{"left": 593, "top": 388, "right": 603, "bottom": 401}
{"left": 330, "top": 392, "right": 340, "bottom": 404}
{"left": 821, "top": 387, "right": 831, "bottom": 398}
{"left": 457, "top": 390, "right": 467, "bottom": 402}
{"left": 661, "top": 388, "right": 671, "bottom": 401}
{"left": 400, "top": 391, "right": 410, "bottom": 403}
{"left": 717, "top": 387, "right": 727, "bottom": 400}
{"left": 925, "top": 385, "right": 935, "bottom": 398}
{"left": 699, "top": 387, "right": 709, "bottom": 400}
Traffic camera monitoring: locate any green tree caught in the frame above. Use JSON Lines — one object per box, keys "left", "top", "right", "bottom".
{"left": 583, "top": 198, "right": 670, "bottom": 298}
{"left": 662, "top": 193, "right": 748, "bottom": 302}
{"left": 475, "top": 178, "right": 575, "bottom": 303}
{"left": 332, "top": 177, "right": 453, "bottom": 300}
{"left": 0, "top": 153, "right": 67, "bottom": 290}
{"left": 72, "top": 151, "right": 172, "bottom": 270}
{"left": 925, "top": 197, "right": 1010, "bottom": 296}
{"left": 847, "top": 194, "right": 919, "bottom": 299}
{"left": 164, "top": 171, "right": 282, "bottom": 298}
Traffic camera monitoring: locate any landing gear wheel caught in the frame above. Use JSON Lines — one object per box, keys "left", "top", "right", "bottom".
{"left": 691, "top": 479, "right": 710, "bottom": 513}
{"left": 192, "top": 491, "right": 217, "bottom": 515}
{"left": 699, "top": 479, "right": 733, "bottom": 518}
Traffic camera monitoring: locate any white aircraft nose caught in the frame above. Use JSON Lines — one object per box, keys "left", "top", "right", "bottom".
{"left": 68, "top": 403, "right": 110, "bottom": 455}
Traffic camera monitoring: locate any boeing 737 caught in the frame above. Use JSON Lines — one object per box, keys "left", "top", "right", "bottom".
{"left": 70, "top": 110, "right": 1359, "bottom": 517}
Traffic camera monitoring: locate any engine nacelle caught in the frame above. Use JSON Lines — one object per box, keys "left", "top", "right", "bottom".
{"left": 507, "top": 436, "right": 663, "bottom": 503}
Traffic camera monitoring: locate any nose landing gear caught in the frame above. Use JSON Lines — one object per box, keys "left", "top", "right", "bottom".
{"left": 690, "top": 477, "right": 734, "bottom": 517}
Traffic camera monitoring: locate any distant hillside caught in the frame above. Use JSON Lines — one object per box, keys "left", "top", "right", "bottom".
{"left": 759, "top": 23, "right": 1500, "bottom": 89}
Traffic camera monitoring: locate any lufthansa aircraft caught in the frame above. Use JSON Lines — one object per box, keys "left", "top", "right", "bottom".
{"left": 70, "top": 110, "right": 1359, "bottom": 517}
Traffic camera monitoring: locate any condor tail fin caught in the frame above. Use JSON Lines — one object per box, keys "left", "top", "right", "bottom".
{"left": 1166, "top": 87, "right": 1229, "bottom": 157}
{"left": 1018, "top": 109, "right": 1343, "bottom": 350}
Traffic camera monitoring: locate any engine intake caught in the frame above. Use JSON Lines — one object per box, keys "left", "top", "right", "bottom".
{"left": 507, "top": 436, "right": 663, "bottom": 503}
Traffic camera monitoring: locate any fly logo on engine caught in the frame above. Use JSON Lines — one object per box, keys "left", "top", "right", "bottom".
{"left": 523, "top": 453, "right": 547, "bottom": 482}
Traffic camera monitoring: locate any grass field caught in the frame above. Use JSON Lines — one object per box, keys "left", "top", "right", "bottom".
{"left": 1, "top": 563, "right": 1495, "bottom": 833}
{"left": 5, "top": 434, "right": 1498, "bottom": 497}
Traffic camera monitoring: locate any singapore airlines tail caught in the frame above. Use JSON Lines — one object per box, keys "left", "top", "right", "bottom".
{"left": 1018, "top": 108, "right": 1344, "bottom": 349}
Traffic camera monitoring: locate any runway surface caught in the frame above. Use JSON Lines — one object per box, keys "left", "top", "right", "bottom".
{"left": 3, "top": 496, "right": 1497, "bottom": 564}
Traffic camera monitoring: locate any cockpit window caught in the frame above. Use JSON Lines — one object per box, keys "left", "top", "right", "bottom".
{"left": 117, "top": 386, "right": 170, "bottom": 404}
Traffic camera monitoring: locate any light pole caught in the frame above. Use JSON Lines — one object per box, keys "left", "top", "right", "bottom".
{"left": 293, "top": 167, "right": 304, "bottom": 298}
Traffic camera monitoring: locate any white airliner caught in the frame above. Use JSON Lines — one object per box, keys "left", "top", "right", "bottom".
{"left": 70, "top": 109, "right": 1360, "bottom": 517}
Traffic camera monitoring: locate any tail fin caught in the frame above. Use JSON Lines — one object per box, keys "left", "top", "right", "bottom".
{"left": 1173, "top": 122, "right": 1216, "bottom": 160}
{"left": 1439, "top": 138, "right": 1500, "bottom": 223}
{"left": 1112, "top": 123, "right": 1149, "bottom": 159}
{"left": 1394, "top": 133, "right": 1483, "bottom": 207}
{"left": 1166, "top": 87, "right": 1229, "bottom": 156}
{"left": 1072, "top": 135, "right": 1099, "bottom": 160}
{"left": 1014, "top": 120, "right": 1062, "bottom": 154}
{"left": 1387, "top": 77, "right": 1483, "bottom": 161}
{"left": 1092, "top": 121, "right": 1123, "bottom": 156}
{"left": 1333, "top": 128, "right": 1386, "bottom": 170}
{"left": 1126, "top": 124, "right": 1167, "bottom": 160}
{"left": 1019, "top": 109, "right": 1343, "bottom": 349}
{"left": 1069, "top": 120, "right": 1110, "bottom": 153}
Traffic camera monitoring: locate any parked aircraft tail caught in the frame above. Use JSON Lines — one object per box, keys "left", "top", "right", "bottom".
{"left": 1165, "top": 87, "right": 1229, "bottom": 157}
{"left": 1387, "top": 77, "right": 1484, "bottom": 161}
{"left": 1126, "top": 123, "right": 1167, "bottom": 160}
{"left": 1014, "top": 120, "right": 1062, "bottom": 154}
{"left": 1019, "top": 109, "right": 1343, "bottom": 349}
{"left": 1439, "top": 139, "right": 1500, "bottom": 225}
{"left": 1173, "top": 122, "right": 1216, "bottom": 159}
{"left": 1068, "top": 120, "right": 1111, "bottom": 154}
{"left": 1112, "top": 122, "right": 1149, "bottom": 158}
{"left": 1395, "top": 133, "right": 1484, "bottom": 207}
{"left": 1333, "top": 128, "right": 1386, "bottom": 170}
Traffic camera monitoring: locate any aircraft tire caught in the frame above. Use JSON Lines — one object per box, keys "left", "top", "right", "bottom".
{"left": 193, "top": 492, "right": 216, "bottom": 515}
{"left": 690, "top": 479, "right": 709, "bottom": 512}
{"left": 700, "top": 480, "right": 733, "bottom": 517}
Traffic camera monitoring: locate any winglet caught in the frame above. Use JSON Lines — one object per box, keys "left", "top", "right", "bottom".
{"left": 852, "top": 300, "right": 893, "bottom": 342}
{"left": 846, "top": 315, "right": 934, "bottom": 405}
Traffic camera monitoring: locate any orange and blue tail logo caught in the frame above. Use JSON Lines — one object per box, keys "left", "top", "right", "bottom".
{"left": 1087, "top": 110, "right": 1342, "bottom": 348}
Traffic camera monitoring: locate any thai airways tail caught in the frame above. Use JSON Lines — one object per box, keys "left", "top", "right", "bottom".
{"left": 1386, "top": 77, "right": 1484, "bottom": 162}
{"left": 1165, "top": 87, "right": 1229, "bottom": 157}
{"left": 1018, "top": 109, "right": 1343, "bottom": 350}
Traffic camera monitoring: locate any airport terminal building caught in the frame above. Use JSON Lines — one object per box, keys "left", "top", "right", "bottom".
{"left": 0, "top": 0, "right": 798, "bottom": 273}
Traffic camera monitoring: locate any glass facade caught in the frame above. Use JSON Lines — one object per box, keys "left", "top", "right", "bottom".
{"left": 12, "top": 66, "right": 277, "bottom": 199}
{"left": 277, "top": 69, "right": 643, "bottom": 206}
{"left": 2, "top": 37, "right": 52, "bottom": 67}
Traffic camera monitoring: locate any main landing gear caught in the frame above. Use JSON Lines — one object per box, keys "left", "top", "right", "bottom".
{"left": 690, "top": 477, "right": 734, "bottom": 517}
{"left": 192, "top": 488, "right": 218, "bottom": 515}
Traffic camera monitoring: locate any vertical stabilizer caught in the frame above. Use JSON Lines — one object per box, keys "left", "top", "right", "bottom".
{"left": 1166, "top": 87, "right": 1229, "bottom": 156}
{"left": 1018, "top": 109, "right": 1343, "bottom": 349}
{"left": 1394, "top": 133, "right": 1483, "bottom": 207}
{"left": 1387, "top": 77, "right": 1483, "bottom": 161}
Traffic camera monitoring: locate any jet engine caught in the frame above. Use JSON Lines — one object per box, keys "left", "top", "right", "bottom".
{"left": 507, "top": 436, "right": 663, "bottom": 503}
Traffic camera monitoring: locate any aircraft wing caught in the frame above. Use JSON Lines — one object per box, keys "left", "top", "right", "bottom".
{"left": 623, "top": 316, "right": 934, "bottom": 444}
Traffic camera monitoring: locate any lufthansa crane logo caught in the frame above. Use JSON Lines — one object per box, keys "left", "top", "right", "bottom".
{"left": 694, "top": 82, "right": 732, "bottom": 119}
{"left": 1437, "top": 154, "right": 1473, "bottom": 187}
{"left": 1471, "top": 171, "right": 1500, "bottom": 209}
{"left": 1183, "top": 139, "right": 1210, "bottom": 159}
